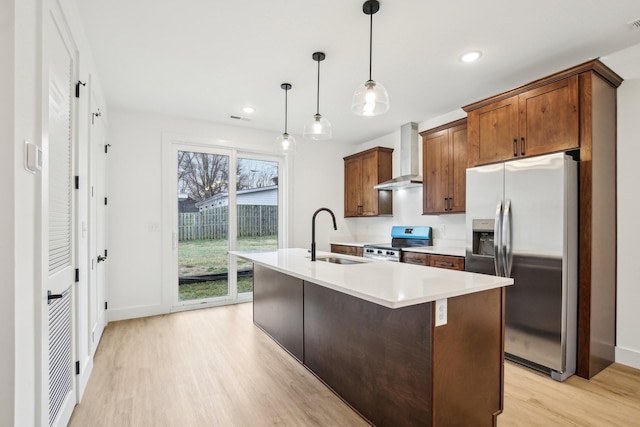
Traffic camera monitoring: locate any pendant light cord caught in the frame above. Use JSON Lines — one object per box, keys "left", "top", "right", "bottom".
{"left": 284, "top": 87, "right": 289, "bottom": 134}
{"left": 316, "top": 59, "right": 321, "bottom": 115}
{"left": 368, "top": 12, "right": 373, "bottom": 81}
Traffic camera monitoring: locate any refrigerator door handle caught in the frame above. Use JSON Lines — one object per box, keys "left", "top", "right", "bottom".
{"left": 503, "top": 198, "right": 513, "bottom": 277}
{"left": 494, "top": 200, "right": 503, "bottom": 276}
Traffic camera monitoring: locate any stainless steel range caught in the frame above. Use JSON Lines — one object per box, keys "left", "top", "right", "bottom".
{"left": 363, "top": 226, "right": 432, "bottom": 262}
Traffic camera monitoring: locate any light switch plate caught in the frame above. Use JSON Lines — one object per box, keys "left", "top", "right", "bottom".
{"left": 435, "top": 298, "right": 447, "bottom": 326}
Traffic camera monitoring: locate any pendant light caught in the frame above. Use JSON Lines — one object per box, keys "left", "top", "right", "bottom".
{"left": 275, "top": 83, "right": 296, "bottom": 152}
{"left": 303, "top": 52, "right": 332, "bottom": 140}
{"left": 351, "top": 0, "right": 389, "bottom": 116}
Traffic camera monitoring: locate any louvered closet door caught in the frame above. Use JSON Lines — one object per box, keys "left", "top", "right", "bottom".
{"left": 45, "top": 5, "right": 77, "bottom": 426}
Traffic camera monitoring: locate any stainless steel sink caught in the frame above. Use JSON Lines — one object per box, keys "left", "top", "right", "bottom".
{"left": 315, "top": 256, "right": 366, "bottom": 265}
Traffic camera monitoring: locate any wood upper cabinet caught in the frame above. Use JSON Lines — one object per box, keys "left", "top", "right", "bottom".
{"left": 344, "top": 147, "right": 393, "bottom": 217}
{"left": 466, "top": 75, "right": 579, "bottom": 167}
{"left": 421, "top": 119, "right": 467, "bottom": 214}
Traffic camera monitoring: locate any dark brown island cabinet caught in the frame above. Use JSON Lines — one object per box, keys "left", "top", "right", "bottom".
{"left": 252, "top": 264, "right": 506, "bottom": 427}
{"left": 463, "top": 59, "right": 622, "bottom": 379}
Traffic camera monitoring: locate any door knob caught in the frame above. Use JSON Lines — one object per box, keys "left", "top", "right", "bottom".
{"left": 97, "top": 255, "right": 107, "bottom": 263}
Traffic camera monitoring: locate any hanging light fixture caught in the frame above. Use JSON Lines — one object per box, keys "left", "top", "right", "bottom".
{"left": 275, "top": 83, "right": 296, "bottom": 152}
{"left": 352, "top": 0, "right": 389, "bottom": 117}
{"left": 303, "top": 52, "right": 332, "bottom": 140}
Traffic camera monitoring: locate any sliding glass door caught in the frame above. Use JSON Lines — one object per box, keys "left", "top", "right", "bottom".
{"left": 235, "top": 157, "right": 279, "bottom": 298}
{"left": 166, "top": 141, "right": 281, "bottom": 308}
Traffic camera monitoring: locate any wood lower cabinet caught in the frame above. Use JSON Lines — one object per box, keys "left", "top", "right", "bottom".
{"left": 400, "top": 251, "right": 430, "bottom": 266}
{"left": 330, "top": 244, "right": 363, "bottom": 257}
{"left": 401, "top": 252, "right": 465, "bottom": 271}
{"left": 344, "top": 147, "right": 393, "bottom": 217}
{"left": 466, "top": 75, "right": 579, "bottom": 167}
{"left": 429, "top": 254, "right": 464, "bottom": 271}
{"left": 421, "top": 119, "right": 467, "bottom": 213}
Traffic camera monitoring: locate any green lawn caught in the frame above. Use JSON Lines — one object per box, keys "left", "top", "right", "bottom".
{"left": 178, "top": 236, "right": 277, "bottom": 301}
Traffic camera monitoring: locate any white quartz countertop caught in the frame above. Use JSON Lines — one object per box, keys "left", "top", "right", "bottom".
{"left": 230, "top": 248, "right": 512, "bottom": 309}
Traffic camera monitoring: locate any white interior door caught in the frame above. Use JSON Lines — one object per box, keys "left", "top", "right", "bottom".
{"left": 88, "top": 89, "right": 107, "bottom": 355}
{"left": 43, "top": 4, "right": 78, "bottom": 426}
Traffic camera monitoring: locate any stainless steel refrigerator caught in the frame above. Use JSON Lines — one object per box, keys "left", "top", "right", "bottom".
{"left": 465, "top": 152, "right": 578, "bottom": 381}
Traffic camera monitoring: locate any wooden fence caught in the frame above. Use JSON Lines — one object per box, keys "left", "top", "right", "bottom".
{"left": 178, "top": 205, "right": 278, "bottom": 240}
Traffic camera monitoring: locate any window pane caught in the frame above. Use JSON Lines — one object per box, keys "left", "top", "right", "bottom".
{"left": 177, "top": 151, "right": 230, "bottom": 301}
{"left": 236, "top": 158, "right": 279, "bottom": 294}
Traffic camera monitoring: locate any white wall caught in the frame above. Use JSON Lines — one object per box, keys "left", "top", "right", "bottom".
{"left": 106, "top": 109, "right": 349, "bottom": 320}
{"left": 616, "top": 78, "right": 640, "bottom": 369}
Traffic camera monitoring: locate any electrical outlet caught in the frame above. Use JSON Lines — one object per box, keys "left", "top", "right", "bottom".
{"left": 435, "top": 298, "right": 447, "bottom": 326}
{"left": 439, "top": 225, "right": 446, "bottom": 237}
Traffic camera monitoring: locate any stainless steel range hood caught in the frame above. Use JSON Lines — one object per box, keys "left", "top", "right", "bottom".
{"left": 374, "top": 122, "right": 422, "bottom": 190}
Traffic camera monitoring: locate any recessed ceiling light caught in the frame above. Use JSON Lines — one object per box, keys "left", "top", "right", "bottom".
{"left": 460, "top": 51, "right": 482, "bottom": 63}
{"left": 242, "top": 106, "right": 255, "bottom": 114}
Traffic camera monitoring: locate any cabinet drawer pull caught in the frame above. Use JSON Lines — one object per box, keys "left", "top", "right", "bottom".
{"left": 513, "top": 139, "right": 518, "bottom": 157}
{"left": 521, "top": 137, "right": 525, "bottom": 155}
{"left": 436, "top": 262, "right": 454, "bottom": 267}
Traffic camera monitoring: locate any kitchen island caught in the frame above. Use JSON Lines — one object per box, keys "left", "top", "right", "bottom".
{"left": 230, "top": 248, "right": 513, "bottom": 427}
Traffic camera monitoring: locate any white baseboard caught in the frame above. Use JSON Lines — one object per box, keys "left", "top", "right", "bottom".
{"left": 107, "top": 303, "right": 170, "bottom": 322}
{"left": 615, "top": 345, "right": 640, "bottom": 370}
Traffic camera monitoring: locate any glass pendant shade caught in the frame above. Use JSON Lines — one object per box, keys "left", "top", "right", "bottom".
{"left": 275, "top": 82, "right": 296, "bottom": 153}
{"left": 275, "top": 132, "right": 296, "bottom": 152}
{"left": 351, "top": 79, "right": 389, "bottom": 116}
{"left": 303, "top": 113, "right": 332, "bottom": 140}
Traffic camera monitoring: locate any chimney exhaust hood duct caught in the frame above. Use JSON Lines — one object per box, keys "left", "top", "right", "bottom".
{"left": 374, "top": 122, "right": 422, "bottom": 190}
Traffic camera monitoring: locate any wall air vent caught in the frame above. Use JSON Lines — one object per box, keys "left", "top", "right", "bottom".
{"left": 629, "top": 18, "right": 640, "bottom": 30}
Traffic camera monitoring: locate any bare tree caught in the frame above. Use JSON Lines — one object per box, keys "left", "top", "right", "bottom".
{"left": 178, "top": 152, "right": 229, "bottom": 201}
{"left": 178, "top": 153, "right": 278, "bottom": 201}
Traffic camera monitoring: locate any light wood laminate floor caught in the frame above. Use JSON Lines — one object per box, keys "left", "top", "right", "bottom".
{"left": 69, "top": 302, "right": 640, "bottom": 426}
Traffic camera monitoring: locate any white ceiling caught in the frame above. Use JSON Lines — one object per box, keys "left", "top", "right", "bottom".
{"left": 75, "top": 0, "right": 640, "bottom": 145}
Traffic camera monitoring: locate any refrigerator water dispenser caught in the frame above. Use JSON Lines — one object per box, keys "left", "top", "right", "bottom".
{"left": 472, "top": 219, "right": 495, "bottom": 257}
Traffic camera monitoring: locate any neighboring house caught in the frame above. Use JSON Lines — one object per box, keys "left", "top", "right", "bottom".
{"left": 178, "top": 195, "right": 199, "bottom": 213}
{"left": 196, "top": 185, "right": 278, "bottom": 211}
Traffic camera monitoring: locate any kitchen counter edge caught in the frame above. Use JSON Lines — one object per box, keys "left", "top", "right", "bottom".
{"left": 230, "top": 248, "right": 512, "bottom": 309}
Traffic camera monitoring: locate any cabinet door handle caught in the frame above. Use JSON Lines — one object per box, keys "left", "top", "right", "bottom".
{"left": 443, "top": 198, "right": 448, "bottom": 211}
{"left": 513, "top": 139, "right": 518, "bottom": 157}
{"left": 521, "top": 137, "right": 525, "bottom": 155}
{"left": 448, "top": 197, "right": 453, "bottom": 211}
